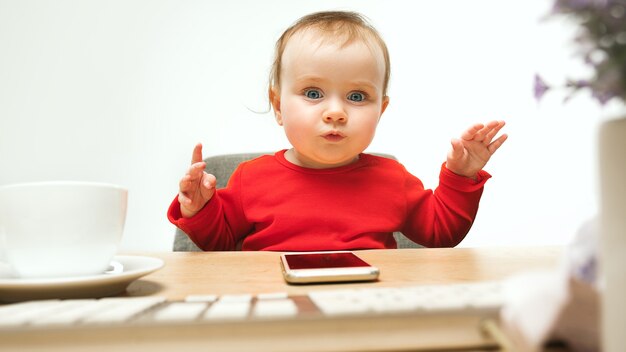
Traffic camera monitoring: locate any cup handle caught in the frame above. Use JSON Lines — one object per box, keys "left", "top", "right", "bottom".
{"left": 105, "top": 261, "right": 124, "bottom": 274}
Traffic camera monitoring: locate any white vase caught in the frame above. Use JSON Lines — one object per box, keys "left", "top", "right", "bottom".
{"left": 598, "top": 116, "right": 626, "bottom": 352}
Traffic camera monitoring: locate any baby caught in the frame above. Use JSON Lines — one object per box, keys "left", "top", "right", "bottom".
{"left": 168, "top": 11, "right": 507, "bottom": 251}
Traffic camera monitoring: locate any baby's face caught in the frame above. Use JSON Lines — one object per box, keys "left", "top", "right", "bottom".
{"left": 273, "top": 29, "right": 389, "bottom": 169}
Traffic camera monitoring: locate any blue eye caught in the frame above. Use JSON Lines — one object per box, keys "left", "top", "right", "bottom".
{"left": 304, "top": 89, "right": 322, "bottom": 99}
{"left": 348, "top": 92, "right": 365, "bottom": 102}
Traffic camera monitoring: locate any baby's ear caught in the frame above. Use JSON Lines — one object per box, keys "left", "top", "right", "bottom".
{"left": 380, "top": 96, "right": 390, "bottom": 115}
{"left": 269, "top": 87, "right": 283, "bottom": 125}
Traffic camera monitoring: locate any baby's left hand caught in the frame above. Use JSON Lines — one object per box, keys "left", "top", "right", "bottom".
{"left": 446, "top": 120, "right": 508, "bottom": 179}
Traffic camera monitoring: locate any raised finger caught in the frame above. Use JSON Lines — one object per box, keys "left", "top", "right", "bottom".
{"left": 448, "top": 138, "right": 465, "bottom": 161}
{"left": 191, "top": 143, "right": 203, "bottom": 164}
{"left": 487, "top": 134, "right": 508, "bottom": 154}
{"left": 482, "top": 121, "right": 506, "bottom": 145}
{"left": 474, "top": 121, "right": 500, "bottom": 140}
{"left": 461, "top": 123, "right": 485, "bottom": 141}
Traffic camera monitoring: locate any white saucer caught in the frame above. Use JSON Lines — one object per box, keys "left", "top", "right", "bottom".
{"left": 0, "top": 255, "right": 164, "bottom": 303}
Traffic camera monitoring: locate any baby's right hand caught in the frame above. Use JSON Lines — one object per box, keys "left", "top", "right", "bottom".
{"left": 178, "top": 143, "right": 217, "bottom": 218}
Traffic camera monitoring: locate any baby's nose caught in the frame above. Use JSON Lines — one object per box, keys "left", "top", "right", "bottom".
{"left": 323, "top": 113, "right": 347, "bottom": 123}
{"left": 323, "top": 99, "right": 348, "bottom": 123}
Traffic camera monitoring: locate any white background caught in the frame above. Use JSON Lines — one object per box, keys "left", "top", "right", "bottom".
{"left": 1, "top": 1, "right": 622, "bottom": 251}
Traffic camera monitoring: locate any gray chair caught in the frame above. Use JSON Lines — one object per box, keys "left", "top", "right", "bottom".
{"left": 173, "top": 153, "right": 422, "bottom": 251}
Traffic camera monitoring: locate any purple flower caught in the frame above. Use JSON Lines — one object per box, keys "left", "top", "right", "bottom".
{"left": 534, "top": 74, "right": 551, "bottom": 101}
{"left": 592, "top": 90, "right": 615, "bottom": 104}
{"left": 537, "top": 0, "right": 626, "bottom": 105}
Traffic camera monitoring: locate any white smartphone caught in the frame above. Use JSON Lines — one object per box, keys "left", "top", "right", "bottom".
{"left": 280, "top": 251, "right": 380, "bottom": 284}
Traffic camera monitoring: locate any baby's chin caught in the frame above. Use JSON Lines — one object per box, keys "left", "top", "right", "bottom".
{"left": 291, "top": 149, "right": 362, "bottom": 169}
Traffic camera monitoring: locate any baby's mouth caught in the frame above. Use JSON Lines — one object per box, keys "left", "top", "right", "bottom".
{"left": 322, "top": 131, "right": 346, "bottom": 142}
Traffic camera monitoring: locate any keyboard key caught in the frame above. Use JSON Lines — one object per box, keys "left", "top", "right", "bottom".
{"left": 83, "top": 297, "right": 166, "bottom": 324}
{"left": 153, "top": 302, "right": 207, "bottom": 322}
{"left": 204, "top": 301, "right": 250, "bottom": 320}
{"left": 253, "top": 299, "right": 298, "bottom": 318}
{"left": 256, "top": 292, "right": 288, "bottom": 300}
{"left": 308, "top": 290, "right": 371, "bottom": 316}
{"left": 218, "top": 294, "right": 252, "bottom": 303}
{"left": 0, "top": 300, "right": 63, "bottom": 327}
{"left": 30, "top": 299, "right": 106, "bottom": 326}
{"left": 185, "top": 294, "right": 218, "bottom": 303}
{"left": 308, "top": 282, "right": 503, "bottom": 316}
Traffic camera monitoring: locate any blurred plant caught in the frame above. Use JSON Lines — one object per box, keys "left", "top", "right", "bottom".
{"left": 535, "top": 0, "right": 626, "bottom": 105}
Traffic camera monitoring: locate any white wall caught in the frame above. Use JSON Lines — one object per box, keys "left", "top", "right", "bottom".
{"left": 1, "top": 0, "right": 622, "bottom": 251}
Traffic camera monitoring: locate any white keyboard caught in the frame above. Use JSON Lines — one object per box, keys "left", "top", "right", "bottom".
{"left": 0, "top": 281, "right": 503, "bottom": 330}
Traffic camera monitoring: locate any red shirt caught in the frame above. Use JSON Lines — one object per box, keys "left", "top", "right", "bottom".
{"left": 168, "top": 150, "right": 491, "bottom": 251}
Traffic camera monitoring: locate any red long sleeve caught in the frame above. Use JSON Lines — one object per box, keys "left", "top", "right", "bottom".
{"left": 168, "top": 150, "right": 491, "bottom": 251}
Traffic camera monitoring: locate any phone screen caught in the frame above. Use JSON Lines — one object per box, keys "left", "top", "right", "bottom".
{"left": 284, "top": 252, "right": 371, "bottom": 270}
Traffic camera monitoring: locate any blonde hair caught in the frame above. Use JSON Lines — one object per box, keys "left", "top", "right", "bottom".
{"left": 269, "top": 11, "right": 391, "bottom": 101}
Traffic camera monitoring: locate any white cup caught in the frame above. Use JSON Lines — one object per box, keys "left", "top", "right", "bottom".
{"left": 0, "top": 181, "right": 128, "bottom": 278}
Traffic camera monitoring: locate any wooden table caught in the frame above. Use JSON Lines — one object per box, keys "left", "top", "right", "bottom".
{"left": 124, "top": 246, "right": 562, "bottom": 298}
{"left": 1, "top": 247, "right": 564, "bottom": 352}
